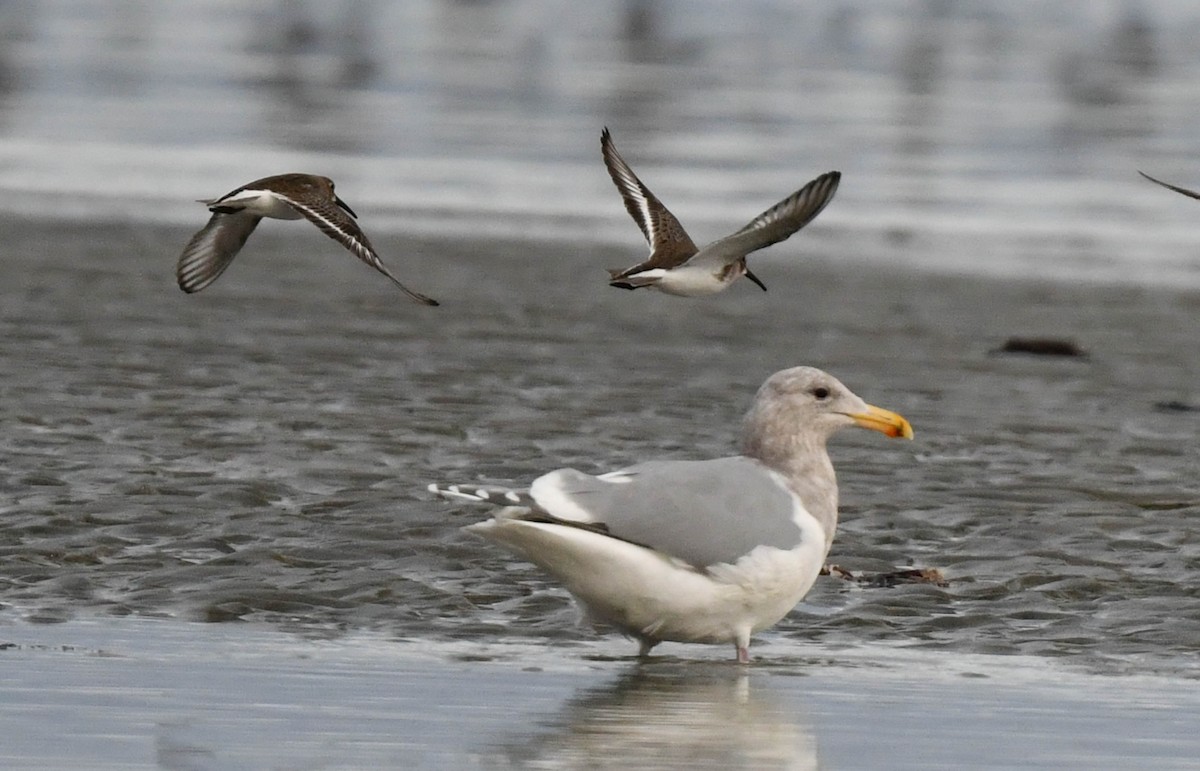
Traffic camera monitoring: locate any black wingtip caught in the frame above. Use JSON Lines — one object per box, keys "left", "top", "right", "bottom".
{"left": 403, "top": 290, "right": 440, "bottom": 307}
{"left": 1137, "top": 170, "right": 1200, "bottom": 200}
{"left": 1138, "top": 170, "right": 1167, "bottom": 187}
{"left": 818, "top": 170, "right": 842, "bottom": 189}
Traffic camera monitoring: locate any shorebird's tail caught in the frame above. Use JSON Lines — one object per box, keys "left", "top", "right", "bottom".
{"left": 427, "top": 482, "right": 535, "bottom": 506}
{"left": 198, "top": 197, "right": 244, "bottom": 214}
{"left": 607, "top": 271, "right": 660, "bottom": 290}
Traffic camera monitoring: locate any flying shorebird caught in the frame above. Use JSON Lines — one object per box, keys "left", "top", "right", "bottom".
{"left": 176, "top": 173, "right": 438, "bottom": 306}
{"left": 430, "top": 365, "right": 913, "bottom": 663}
{"left": 601, "top": 128, "right": 841, "bottom": 296}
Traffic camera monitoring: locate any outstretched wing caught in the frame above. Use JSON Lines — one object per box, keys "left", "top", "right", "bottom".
{"left": 274, "top": 190, "right": 439, "bottom": 306}
{"left": 602, "top": 128, "right": 699, "bottom": 277}
{"left": 692, "top": 171, "right": 840, "bottom": 270}
{"left": 176, "top": 211, "right": 262, "bottom": 293}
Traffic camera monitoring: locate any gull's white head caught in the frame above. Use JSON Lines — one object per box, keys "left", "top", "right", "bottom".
{"left": 741, "top": 366, "right": 913, "bottom": 462}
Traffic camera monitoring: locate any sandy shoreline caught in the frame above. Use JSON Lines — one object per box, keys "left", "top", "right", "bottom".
{"left": 1, "top": 616, "right": 1197, "bottom": 770}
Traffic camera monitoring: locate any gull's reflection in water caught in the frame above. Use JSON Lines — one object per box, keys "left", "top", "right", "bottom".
{"left": 483, "top": 662, "right": 818, "bottom": 770}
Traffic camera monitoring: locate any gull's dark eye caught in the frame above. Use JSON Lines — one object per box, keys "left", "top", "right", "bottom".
{"left": 812, "top": 386, "right": 830, "bottom": 400}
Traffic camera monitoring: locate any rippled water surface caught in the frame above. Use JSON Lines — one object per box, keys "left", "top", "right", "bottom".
{"left": 1, "top": 1, "right": 1200, "bottom": 767}
{"left": 3, "top": 220, "right": 1197, "bottom": 675}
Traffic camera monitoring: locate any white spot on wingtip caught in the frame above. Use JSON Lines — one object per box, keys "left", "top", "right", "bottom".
{"left": 427, "top": 483, "right": 439, "bottom": 493}
{"left": 477, "top": 489, "right": 490, "bottom": 500}
{"left": 504, "top": 491, "right": 520, "bottom": 502}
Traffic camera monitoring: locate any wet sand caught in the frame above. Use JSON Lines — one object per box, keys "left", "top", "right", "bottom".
{"left": 2, "top": 617, "right": 1198, "bottom": 770}
{"left": 4, "top": 224, "right": 1198, "bottom": 664}
{"left": 2, "top": 223, "right": 1198, "bottom": 769}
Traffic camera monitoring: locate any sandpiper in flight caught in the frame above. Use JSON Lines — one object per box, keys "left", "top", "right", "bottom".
{"left": 601, "top": 128, "right": 841, "bottom": 296}
{"left": 177, "top": 173, "right": 439, "bottom": 306}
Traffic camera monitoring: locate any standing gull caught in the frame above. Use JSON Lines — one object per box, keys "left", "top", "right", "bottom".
{"left": 430, "top": 366, "right": 913, "bottom": 662}
{"left": 177, "top": 173, "right": 438, "bottom": 305}
{"left": 601, "top": 128, "right": 841, "bottom": 296}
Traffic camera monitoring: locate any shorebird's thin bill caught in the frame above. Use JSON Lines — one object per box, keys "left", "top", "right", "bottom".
{"left": 334, "top": 195, "right": 358, "bottom": 218}
{"left": 846, "top": 405, "right": 914, "bottom": 439}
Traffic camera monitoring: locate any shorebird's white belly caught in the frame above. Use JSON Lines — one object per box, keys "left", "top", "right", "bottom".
{"left": 221, "top": 190, "right": 304, "bottom": 220}
{"left": 649, "top": 265, "right": 727, "bottom": 296}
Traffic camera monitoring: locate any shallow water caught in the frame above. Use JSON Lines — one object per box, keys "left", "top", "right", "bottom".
{"left": 3, "top": 618, "right": 1199, "bottom": 770}
{"left": 2, "top": 222, "right": 1197, "bottom": 679}
{"left": 2, "top": 2, "right": 1200, "bottom": 768}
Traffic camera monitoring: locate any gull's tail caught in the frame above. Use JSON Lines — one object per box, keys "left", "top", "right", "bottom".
{"left": 427, "top": 482, "right": 535, "bottom": 507}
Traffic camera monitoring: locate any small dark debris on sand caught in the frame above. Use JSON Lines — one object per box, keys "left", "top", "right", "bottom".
{"left": 822, "top": 564, "right": 949, "bottom": 588}
{"left": 991, "top": 337, "right": 1087, "bottom": 358}
{"left": 1154, "top": 400, "right": 1199, "bottom": 413}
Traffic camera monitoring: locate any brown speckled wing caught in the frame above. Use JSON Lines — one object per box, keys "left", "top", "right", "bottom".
{"left": 176, "top": 211, "right": 262, "bottom": 293}
{"left": 274, "top": 190, "right": 439, "bottom": 306}
{"left": 696, "top": 171, "right": 840, "bottom": 271}
{"left": 601, "top": 128, "right": 699, "bottom": 278}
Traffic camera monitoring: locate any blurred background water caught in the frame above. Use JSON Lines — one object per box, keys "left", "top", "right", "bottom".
{"left": 1, "top": 1, "right": 1200, "bottom": 767}
{"left": 2, "top": 0, "right": 1200, "bottom": 283}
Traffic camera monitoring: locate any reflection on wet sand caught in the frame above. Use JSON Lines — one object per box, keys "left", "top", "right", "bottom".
{"left": 3, "top": 619, "right": 1200, "bottom": 769}
{"left": 485, "top": 664, "right": 817, "bottom": 769}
